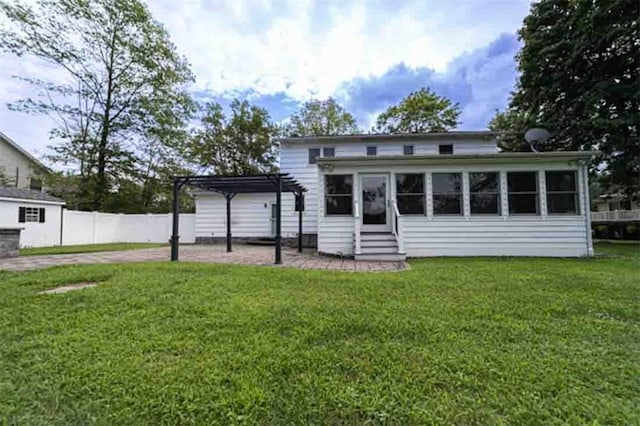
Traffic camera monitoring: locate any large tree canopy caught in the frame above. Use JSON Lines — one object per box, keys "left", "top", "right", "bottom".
{"left": 189, "top": 100, "right": 278, "bottom": 175}
{"left": 284, "top": 98, "right": 359, "bottom": 136}
{"left": 0, "top": 0, "right": 195, "bottom": 210}
{"left": 497, "top": 0, "right": 639, "bottom": 197}
{"left": 373, "top": 88, "right": 461, "bottom": 134}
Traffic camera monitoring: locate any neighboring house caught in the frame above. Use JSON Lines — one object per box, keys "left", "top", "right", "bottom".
{"left": 594, "top": 193, "right": 639, "bottom": 212}
{"left": 0, "top": 131, "right": 47, "bottom": 190}
{"left": 0, "top": 187, "right": 65, "bottom": 247}
{"left": 193, "top": 131, "right": 595, "bottom": 259}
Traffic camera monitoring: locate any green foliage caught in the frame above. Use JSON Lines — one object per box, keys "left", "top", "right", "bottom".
{"left": 0, "top": 0, "right": 195, "bottom": 210}
{"left": 0, "top": 243, "right": 638, "bottom": 423}
{"left": 502, "top": 0, "right": 639, "bottom": 197}
{"left": 373, "top": 87, "right": 461, "bottom": 133}
{"left": 20, "top": 242, "right": 166, "bottom": 256}
{"left": 283, "top": 98, "right": 360, "bottom": 136}
{"left": 488, "top": 108, "right": 533, "bottom": 151}
{"left": 189, "top": 100, "right": 278, "bottom": 175}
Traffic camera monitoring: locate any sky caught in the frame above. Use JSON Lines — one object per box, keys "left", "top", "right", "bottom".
{"left": 0, "top": 0, "right": 532, "bottom": 162}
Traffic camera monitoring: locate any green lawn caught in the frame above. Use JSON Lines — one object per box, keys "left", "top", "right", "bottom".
{"left": 0, "top": 243, "right": 638, "bottom": 424}
{"left": 20, "top": 242, "right": 167, "bottom": 256}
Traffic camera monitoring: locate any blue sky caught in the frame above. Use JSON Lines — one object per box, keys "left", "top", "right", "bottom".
{"left": 0, "top": 0, "right": 531, "bottom": 159}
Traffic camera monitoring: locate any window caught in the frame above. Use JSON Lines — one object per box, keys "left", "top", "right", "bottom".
{"left": 432, "top": 172, "right": 462, "bottom": 215}
{"left": 29, "top": 178, "right": 43, "bottom": 191}
{"left": 439, "top": 144, "right": 453, "bottom": 155}
{"left": 396, "top": 174, "right": 425, "bottom": 214}
{"left": 508, "top": 171, "right": 539, "bottom": 214}
{"left": 403, "top": 145, "right": 414, "bottom": 155}
{"left": 546, "top": 170, "right": 578, "bottom": 214}
{"left": 19, "top": 207, "right": 45, "bottom": 223}
{"left": 366, "top": 146, "right": 377, "bottom": 156}
{"left": 325, "top": 175, "right": 353, "bottom": 215}
{"left": 470, "top": 172, "right": 500, "bottom": 215}
{"left": 308, "top": 148, "right": 321, "bottom": 164}
{"left": 323, "top": 147, "right": 335, "bottom": 157}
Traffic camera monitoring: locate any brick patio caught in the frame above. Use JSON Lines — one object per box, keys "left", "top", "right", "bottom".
{"left": 0, "top": 244, "right": 408, "bottom": 272}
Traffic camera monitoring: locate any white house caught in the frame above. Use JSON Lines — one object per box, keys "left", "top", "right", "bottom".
{"left": 194, "top": 132, "right": 595, "bottom": 259}
{"left": 0, "top": 187, "right": 66, "bottom": 247}
{"left": 0, "top": 131, "right": 47, "bottom": 190}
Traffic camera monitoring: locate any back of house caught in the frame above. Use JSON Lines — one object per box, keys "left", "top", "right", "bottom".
{"left": 194, "top": 131, "right": 594, "bottom": 259}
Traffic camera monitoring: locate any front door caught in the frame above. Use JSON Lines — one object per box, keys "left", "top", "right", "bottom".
{"left": 360, "top": 174, "right": 390, "bottom": 232}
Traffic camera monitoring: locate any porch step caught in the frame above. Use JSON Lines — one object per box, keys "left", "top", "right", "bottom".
{"left": 355, "top": 252, "right": 407, "bottom": 262}
{"left": 355, "top": 231, "right": 406, "bottom": 261}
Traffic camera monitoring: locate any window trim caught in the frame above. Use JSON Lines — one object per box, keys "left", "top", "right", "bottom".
{"left": 19, "top": 206, "right": 45, "bottom": 223}
{"left": 438, "top": 144, "right": 454, "bottom": 155}
{"left": 323, "top": 147, "right": 335, "bottom": 158}
{"left": 308, "top": 148, "right": 321, "bottom": 164}
{"left": 366, "top": 146, "right": 377, "bottom": 156}
{"left": 432, "top": 172, "right": 463, "bottom": 216}
{"left": 324, "top": 174, "right": 353, "bottom": 216}
{"left": 396, "top": 173, "right": 425, "bottom": 215}
{"left": 403, "top": 145, "right": 414, "bottom": 156}
{"left": 507, "top": 171, "right": 540, "bottom": 215}
{"left": 469, "top": 171, "right": 501, "bottom": 215}
{"left": 545, "top": 170, "right": 579, "bottom": 215}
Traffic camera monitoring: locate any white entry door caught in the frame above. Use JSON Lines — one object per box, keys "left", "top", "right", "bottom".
{"left": 360, "top": 174, "right": 391, "bottom": 232}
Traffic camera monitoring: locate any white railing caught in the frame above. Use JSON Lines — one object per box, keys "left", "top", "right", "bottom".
{"left": 390, "top": 199, "right": 405, "bottom": 253}
{"left": 354, "top": 200, "right": 361, "bottom": 254}
{"left": 591, "top": 210, "right": 640, "bottom": 222}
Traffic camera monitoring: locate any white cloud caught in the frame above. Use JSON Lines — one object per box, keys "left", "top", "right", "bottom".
{"left": 0, "top": 0, "right": 531, "bottom": 158}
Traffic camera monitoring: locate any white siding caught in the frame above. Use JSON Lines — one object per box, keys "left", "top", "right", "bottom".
{"left": 316, "top": 162, "right": 592, "bottom": 257}
{"left": 0, "top": 137, "right": 42, "bottom": 189}
{"left": 0, "top": 199, "right": 62, "bottom": 247}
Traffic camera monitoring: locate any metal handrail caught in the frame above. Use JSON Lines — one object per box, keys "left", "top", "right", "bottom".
{"left": 390, "top": 199, "right": 405, "bottom": 253}
{"left": 354, "top": 200, "right": 361, "bottom": 254}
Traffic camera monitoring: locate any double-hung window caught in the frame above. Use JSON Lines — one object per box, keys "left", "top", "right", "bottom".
{"left": 325, "top": 175, "right": 353, "bottom": 215}
{"left": 546, "top": 170, "right": 578, "bottom": 214}
{"left": 19, "top": 207, "right": 45, "bottom": 223}
{"left": 396, "top": 174, "right": 425, "bottom": 214}
{"left": 508, "top": 171, "right": 539, "bottom": 214}
{"left": 432, "top": 172, "right": 462, "bottom": 215}
{"left": 469, "top": 172, "right": 500, "bottom": 215}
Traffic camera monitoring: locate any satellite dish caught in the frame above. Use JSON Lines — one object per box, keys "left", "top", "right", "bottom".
{"left": 524, "top": 128, "right": 551, "bottom": 153}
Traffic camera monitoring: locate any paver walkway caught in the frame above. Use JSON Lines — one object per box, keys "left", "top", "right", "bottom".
{"left": 0, "top": 244, "right": 407, "bottom": 272}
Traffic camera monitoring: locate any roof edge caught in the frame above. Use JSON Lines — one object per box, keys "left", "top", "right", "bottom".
{"left": 277, "top": 131, "right": 501, "bottom": 144}
{"left": 0, "top": 131, "right": 49, "bottom": 171}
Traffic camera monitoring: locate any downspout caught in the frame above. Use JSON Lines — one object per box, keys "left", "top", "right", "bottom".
{"left": 582, "top": 164, "right": 594, "bottom": 256}
{"left": 59, "top": 205, "right": 65, "bottom": 246}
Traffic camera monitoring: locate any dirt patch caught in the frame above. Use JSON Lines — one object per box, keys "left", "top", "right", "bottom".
{"left": 39, "top": 282, "right": 98, "bottom": 294}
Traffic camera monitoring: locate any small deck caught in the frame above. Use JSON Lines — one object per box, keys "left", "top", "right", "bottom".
{"left": 591, "top": 210, "right": 640, "bottom": 224}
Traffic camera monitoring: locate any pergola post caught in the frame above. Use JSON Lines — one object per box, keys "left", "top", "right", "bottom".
{"left": 275, "top": 174, "right": 282, "bottom": 264}
{"left": 297, "top": 193, "right": 303, "bottom": 253}
{"left": 170, "top": 178, "right": 181, "bottom": 261}
{"left": 225, "top": 193, "right": 235, "bottom": 252}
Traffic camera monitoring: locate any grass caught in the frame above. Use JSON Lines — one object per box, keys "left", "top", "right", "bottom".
{"left": 0, "top": 242, "right": 638, "bottom": 424}
{"left": 20, "top": 242, "right": 167, "bottom": 256}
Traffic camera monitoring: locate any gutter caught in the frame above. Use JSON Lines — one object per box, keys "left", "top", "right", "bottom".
{"left": 0, "top": 197, "right": 66, "bottom": 206}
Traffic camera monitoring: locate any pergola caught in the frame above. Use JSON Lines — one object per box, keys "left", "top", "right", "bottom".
{"left": 171, "top": 174, "right": 307, "bottom": 264}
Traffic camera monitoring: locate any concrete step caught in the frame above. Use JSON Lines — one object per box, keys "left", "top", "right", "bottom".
{"left": 355, "top": 252, "right": 407, "bottom": 262}
{"left": 359, "top": 232, "right": 397, "bottom": 242}
{"left": 360, "top": 245, "right": 399, "bottom": 254}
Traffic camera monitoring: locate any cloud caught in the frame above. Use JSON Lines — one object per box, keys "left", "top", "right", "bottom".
{"left": 0, "top": 0, "right": 530, "bottom": 160}
{"left": 337, "top": 33, "right": 521, "bottom": 130}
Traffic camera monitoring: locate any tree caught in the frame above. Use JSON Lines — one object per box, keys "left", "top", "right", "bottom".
{"left": 0, "top": 0, "right": 195, "bottom": 210}
{"left": 284, "top": 98, "right": 359, "bottom": 136}
{"left": 189, "top": 100, "right": 278, "bottom": 175}
{"left": 488, "top": 108, "right": 533, "bottom": 152}
{"left": 373, "top": 88, "right": 461, "bottom": 134}
{"left": 504, "top": 0, "right": 639, "bottom": 197}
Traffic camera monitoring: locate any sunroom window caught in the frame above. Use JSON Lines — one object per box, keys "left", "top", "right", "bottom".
{"left": 396, "top": 174, "right": 425, "bottom": 214}
{"left": 325, "top": 175, "right": 353, "bottom": 215}
{"left": 508, "top": 171, "right": 539, "bottom": 214}
{"left": 546, "top": 170, "right": 578, "bottom": 214}
{"left": 470, "top": 172, "right": 500, "bottom": 215}
{"left": 432, "top": 172, "right": 462, "bottom": 215}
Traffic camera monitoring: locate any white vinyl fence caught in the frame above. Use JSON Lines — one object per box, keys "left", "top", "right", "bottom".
{"left": 62, "top": 210, "right": 195, "bottom": 246}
